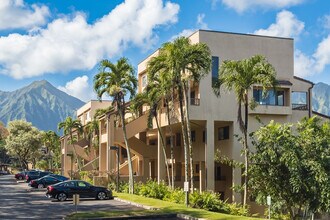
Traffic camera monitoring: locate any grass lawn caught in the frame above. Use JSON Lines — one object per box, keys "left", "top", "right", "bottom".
{"left": 66, "top": 192, "right": 261, "bottom": 219}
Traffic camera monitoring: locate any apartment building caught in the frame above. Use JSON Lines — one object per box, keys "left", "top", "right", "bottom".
{"left": 60, "top": 30, "right": 328, "bottom": 207}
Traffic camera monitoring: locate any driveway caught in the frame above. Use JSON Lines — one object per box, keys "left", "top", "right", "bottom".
{"left": 0, "top": 175, "right": 142, "bottom": 219}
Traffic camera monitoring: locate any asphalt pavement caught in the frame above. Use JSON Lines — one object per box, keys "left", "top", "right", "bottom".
{"left": 0, "top": 175, "right": 142, "bottom": 219}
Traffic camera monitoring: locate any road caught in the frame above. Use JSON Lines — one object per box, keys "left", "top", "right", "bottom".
{"left": 0, "top": 175, "right": 142, "bottom": 219}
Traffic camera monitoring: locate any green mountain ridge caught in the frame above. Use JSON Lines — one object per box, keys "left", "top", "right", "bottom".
{"left": 312, "top": 82, "right": 330, "bottom": 117}
{"left": 0, "top": 80, "right": 85, "bottom": 132}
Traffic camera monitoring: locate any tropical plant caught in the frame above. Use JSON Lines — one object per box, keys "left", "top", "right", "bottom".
{"left": 216, "top": 54, "right": 277, "bottom": 205}
{"left": 41, "top": 130, "right": 60, "bottom": 170}
{"left": 94, "top": 57, "right": 137, "bottom": 194}
{"left": 131, "top": 82, "right": 171, "bottom": 187}
{"left": 147, "top": 37, "right": 211, "bottom": 204}
{"left": 85, "top": 119, "right": 99, "bottom": 158}
{"left": 58, "top": 116, "right": 83, "bottom": 171}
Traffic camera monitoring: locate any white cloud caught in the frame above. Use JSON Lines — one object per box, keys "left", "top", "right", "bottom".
{"left": 0, "top": 0, "right": 179, "bottom": 79}
{"left": 322, "top": 15, "right": 330, "bottom": 29}
{"left": 294, "top": 35, "right": 330, "bottom": 77}
{"left": 0, "top": 0, "right": 50, "bottom": 30}
{"left": 197, "top": 14, "right": 208, "bottom": 29}
{"left": 220, "top": 0, "right": 304, "bottom": 13}
{"left": 58, "top": 76, "right": 93, "bottom": 102}
{"left": 171, "top": 13, "right": 209, "bottom": 40}
{"left": 254, "top": 10, "right": 304, "bottom": 38}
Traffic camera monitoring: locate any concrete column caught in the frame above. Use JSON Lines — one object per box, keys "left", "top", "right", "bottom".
{"left": 157, "top": 129, "right": 166, "bottom": 183}
{"left": 99, "top": 144, "right": 107, "bottom": 174}
{"left": 199, "top": 161, "right": 205, "bottom": 193}
{"left": 232, "top": 167, "right": 242, "bottom": 203}
{"left": 206, "top": 120, "right": 215, "bottom": 191}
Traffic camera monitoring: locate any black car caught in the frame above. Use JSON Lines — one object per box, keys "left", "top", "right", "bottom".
{"left": 25, "top": 171, "right": 52, "bottom": 182}
{"left": 46, "top": 180, "right": 112, "bottom": 201}
{"left": 29, "top": 175, "right": 66, "bottom": 188}
{"left": 48, "top": 174, "right": 69, "bottom": 181}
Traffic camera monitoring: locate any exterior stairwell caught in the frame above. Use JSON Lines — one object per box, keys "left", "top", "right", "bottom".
{"left": 72, "top": 138, "right": 90, "bottom": 161}
{"left": 114, "top": 112, "right": 149, "bottom": 142}
{"left": 81, "top": 157, "right": 99, "bottom": 171}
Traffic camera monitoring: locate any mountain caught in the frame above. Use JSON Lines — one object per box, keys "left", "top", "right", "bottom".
{"left": 312, "top": 82, "right": 330, "bottom": 116}
{"left": 0, "top": 80, "right": 85, "bottom": 132}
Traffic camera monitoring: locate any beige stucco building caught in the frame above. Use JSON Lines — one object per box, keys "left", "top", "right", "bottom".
{"left": 60, "top": 30, "right": 329, "bottom": 209}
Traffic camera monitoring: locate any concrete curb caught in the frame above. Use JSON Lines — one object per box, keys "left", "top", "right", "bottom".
{"left": 113, "top": 197, "right": 204, "bottom": 220}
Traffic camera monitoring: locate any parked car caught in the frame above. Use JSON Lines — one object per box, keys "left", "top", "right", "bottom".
{"left": 15, "top": 171, "right": 28, "bottom": 180}
{"left": 25, "top": 171, "right": 52, "bottom": 182}
{"left": 0, "top": 170, "right": 9, "bottom": 175}
{"left": 29, "top": 175, "right": 66, "bottom": 188}
{"left": 48, "top": 174, "right": 69, "bottom": 181}
{"left": 46, "top": 180, "right": 112, "bottom": 201}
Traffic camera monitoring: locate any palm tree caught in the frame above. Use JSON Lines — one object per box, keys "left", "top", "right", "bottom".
{"left": 217, "top": 54, "right": 277, "bottom": 206}
{"left": 58, "top": 116, "right": 83, "bottom": 175}
{"left": 94, "top": 57, "right": 137, "bottom": 194}
{"left": 131, "top": 81, "right": 172, "bottom": 187}
{"left": 85, "top": 119, "right": 100, "bottom": 158}
{"left": 41, "top": 131, "right": 59, "bottom": 170}
{"left": 148, "top": 37, "right": 211, "bottom": 205}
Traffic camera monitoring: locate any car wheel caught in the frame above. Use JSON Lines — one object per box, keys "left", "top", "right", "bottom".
{"left": 37, "top": 184, "right": 44, "bottom": 189}
{"left": 18, "top": 176, "right": 23, "bottom": 180}
{"left": 96, "top": 191, "right": 107, "bottom": 200}
{"left": 57, "top": 193, "right": 67, "bottom": 201}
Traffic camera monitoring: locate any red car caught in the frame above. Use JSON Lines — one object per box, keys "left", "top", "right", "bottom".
{"left": 15, "top": 171, "right": 27, "bottom": 180}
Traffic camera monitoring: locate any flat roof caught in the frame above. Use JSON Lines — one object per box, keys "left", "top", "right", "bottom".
{"left": 138, "top": 29, "right": 293, "bottom": 66}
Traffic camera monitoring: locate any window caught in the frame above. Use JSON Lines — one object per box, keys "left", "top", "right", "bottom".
{"left": 212, "top": 56, "right": 219, "bottom": 86}
{"left": 176, "top": 133, "right": 181, "bottom": 146}
{"left": 218, "top": 126, "right": 229, "bottom": 140}
{"left": 253, "top": 89, "right": 285, "bottom": 106}
{"left": 195, "top": 164, "right": 200, "bottom": 173}
{"left": 202, "top": 130, "right": 206, "bottom": 143}
{"left": 149, "top": 139, "right": 157, "bottom": 145}
{"left": 292, "top": 91, "right": 308, "bottom": 110}
{"left": 78, "top": 181, "right": 89, "bottom": 187}
{"left": 215, "top": 164, "right": 222, "bottom": 180}
{"left": 191, "top": 130, "right": 196, "bottom": 142}
{"left": 142, "top": 75, "right": 147, "bottom": 88}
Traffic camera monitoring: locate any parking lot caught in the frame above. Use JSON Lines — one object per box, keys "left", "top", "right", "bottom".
{"left": 0, "top": 175, "right": 142, "bottom": 219}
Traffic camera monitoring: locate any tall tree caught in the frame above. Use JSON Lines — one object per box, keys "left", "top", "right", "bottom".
{"left": 41, "top": 130, "right": 60, "bottom": 170}
{"left": 94, "top": 57, "right": 137, "bottom": 194}
{"left": 132, "top": 81, "right": 172, "bottom": 187}
{"left": 216, "top": 54, "right": 277, "bottom": 205}
{"left": 250, "top": 117, "right": 330, "bottom": 218}
{"left": 58, "top": 116, "right": 83, "bottom": 172}
{"left": 85, "top": 119, "right": 100, "bottom": 158}
{"left": 148, "top": 37, "right": 211, "bottom": 204}
{"left": 5, "top": 120, "right": 42, "bottom": 170}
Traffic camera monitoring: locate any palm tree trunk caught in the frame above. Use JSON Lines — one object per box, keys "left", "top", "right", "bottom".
{"left": 243, "top": 93, "right": 249, "bottom": 206}
{"left": 69, "top": 133, "right": 80, "bottom": 171}
{"left": 118, "top": 99, "right": 134, "bottom": 194}
{"left": 166, "top": 98, "right": 175, "bottom": 190}
{"left": 183, "top": 81, "right": 194, "bottom": 192}
{"left": 154, "top": 112, "right": 171, "bottom": 187}
{"left": 178, "top": 82, "right": 189, "bottom": 206}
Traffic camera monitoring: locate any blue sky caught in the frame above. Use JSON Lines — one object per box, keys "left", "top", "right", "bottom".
{"left": 0, "top": 0, "right": 329, "bottom": 102}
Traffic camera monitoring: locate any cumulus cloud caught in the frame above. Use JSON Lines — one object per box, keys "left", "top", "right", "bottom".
{"left": 0, "top": 0, "right": 179, "bottom": 79}
{"left": 219, "top": 0, "right": 304, "bottom": 13}
{"left": 0, "top": 0, "right": 50, "bottom": 30}
{"left": 294, "top": 35, "right": 330, "bottom": 77}
{"left": 321, "top": 15, "right": 330, "bottom": 29}
{"left": 197, "top": 14, "right": 209, "bottom": 29}
{"left": 254, "top": 10, "right": 304, "bottom": 38}
{"left": 58, "top": 76, "right": 93, "bottom": 102}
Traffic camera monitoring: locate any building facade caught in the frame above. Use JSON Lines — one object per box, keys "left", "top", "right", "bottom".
{"left": 60, "top": 30, "right": 328, "bottom": 208}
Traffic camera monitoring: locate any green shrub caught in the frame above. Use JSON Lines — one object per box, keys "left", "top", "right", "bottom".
{"left": 36, "top": 160, "right": 48, "bottom": 170}
{"left": 119, "top": 181, "right": 130, "bottom": 193}
{"left": 189, "top": 191, "right": 229, "bottom": 213}
{"left": 164, "top": 188, "right": 185, "bottom": 204}
{"left": 226, "top": 203, "right": 249, "bottom": 216}
{"left": 138, "top": 180, "right": 170, "bottom": 200}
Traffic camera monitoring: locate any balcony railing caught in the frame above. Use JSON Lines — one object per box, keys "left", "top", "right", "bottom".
{"left": 190, "top": 98, "right": 200, "bottom": 106}
{"left": 292, "top": 103, "right": 308, "bottom": 110}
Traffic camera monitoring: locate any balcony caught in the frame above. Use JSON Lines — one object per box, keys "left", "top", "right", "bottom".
{"left": 292, "top": 103, "right": 308, "bottom": 110}
{"left": 250, "top": 105, "right": 292, "bottom": 115}
{"left": 190, "top": 98, "right": 200, "bottom": 106}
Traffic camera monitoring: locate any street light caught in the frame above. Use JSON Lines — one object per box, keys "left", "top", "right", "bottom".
{"left": 66, "top": 152, "right": 73, "bottom": 180}
{"left": 110, "top": 146, "right": 119, "bottom": 192}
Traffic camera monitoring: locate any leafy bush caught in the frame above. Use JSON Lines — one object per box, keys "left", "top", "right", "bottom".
{"left": 226, "top": 203, "right": 249, "bottom": 216}
{"left": 138, "top": 180, "right": 170, "bottom": 200}
{"left": 164, "top": 188, "right": 185, "bottom": 204}
{"left": 119, "top": 181, "right": 130, "bottom": 193}
{"left": 189, "top": 191, "right": 229, "bottom": 213}
{"left": 36, "top": 160, "right": 48, "bottom": 170}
